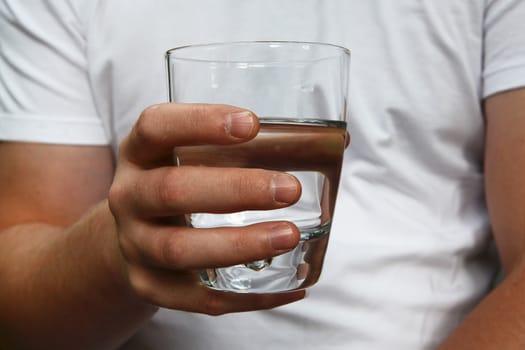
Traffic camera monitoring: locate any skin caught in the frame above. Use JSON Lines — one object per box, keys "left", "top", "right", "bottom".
{"left": 0, "top": 88, "right": 524, "bottom": 348}
{"left": 0, "top": 104, "right": 305, "bottom": 349}
{"left": 437, "top": 88, "right": 525, "bottom": 349}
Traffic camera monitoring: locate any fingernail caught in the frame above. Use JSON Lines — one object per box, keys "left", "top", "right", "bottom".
{"left": 226, "top": 111, "right": 256, "bottom": 139}
{"left": 271, "top": 174, "right": 300, "bottom": 204}
{"left": 270, "top": 223, "right": 298, "bottom": 250}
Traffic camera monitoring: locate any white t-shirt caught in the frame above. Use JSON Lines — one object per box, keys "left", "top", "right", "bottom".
{"left": 2, "top": 1, "right": 525, "bottom": 349}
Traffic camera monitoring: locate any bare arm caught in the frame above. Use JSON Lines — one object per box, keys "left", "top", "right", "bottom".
{"left": 438, "top": 88, "right": 525, "bottom": 349}
{"left": 0, "top": 143, "right": 156, "bottom": 349}
{"left": 0, "top": 104, "right": 305, "bottom": 349}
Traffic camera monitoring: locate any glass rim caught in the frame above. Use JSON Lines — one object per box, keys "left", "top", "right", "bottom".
{"left": 165, "top": 40, "right": 351, "bottom": 63}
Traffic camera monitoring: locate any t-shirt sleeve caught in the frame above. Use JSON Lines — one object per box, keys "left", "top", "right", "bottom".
{"left": 483, "top": 0, "right": 525, "bottom": 98}
{"left": 0, "top": 0, "right": 109, "bottom": 145}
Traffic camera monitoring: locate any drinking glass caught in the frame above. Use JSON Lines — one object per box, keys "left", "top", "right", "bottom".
{"left": 166, "top": 41, "right": 350, "bottom": 293}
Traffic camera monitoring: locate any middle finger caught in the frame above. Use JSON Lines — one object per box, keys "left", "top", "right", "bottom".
{"left": 129, "top": 166, "right": 301, "bottom": 217}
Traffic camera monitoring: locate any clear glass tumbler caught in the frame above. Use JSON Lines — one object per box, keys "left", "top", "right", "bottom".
{"left": 166, "top": 41, "right": 350, "bottom": 293}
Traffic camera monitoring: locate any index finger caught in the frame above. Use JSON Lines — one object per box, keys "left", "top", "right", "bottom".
{"left": 121, "top": 103, "right": 259, "bottom": 165}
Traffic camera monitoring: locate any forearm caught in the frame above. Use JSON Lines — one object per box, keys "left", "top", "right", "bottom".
{"left": 437, "top": 260, "right": 525, "bottom": 349}
{"left": 438, "top": 89, "right": 525, "bottom": 349}
{"left": 0, "top": 200, "right": 157, "bottom": 350}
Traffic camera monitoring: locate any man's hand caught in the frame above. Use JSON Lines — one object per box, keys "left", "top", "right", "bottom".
{"left": 109, "top": 103, "right": 305, "bottom": 314}
{"left": 0, "top": 103, "right": 305, "bottom": 349}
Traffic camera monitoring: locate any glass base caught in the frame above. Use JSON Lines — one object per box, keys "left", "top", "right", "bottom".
{"left": 200, "top": 224, "right": 330, "bottom": 293}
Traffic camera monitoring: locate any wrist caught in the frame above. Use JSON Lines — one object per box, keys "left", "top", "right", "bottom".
{"left": 70, "top": 200, "right": 159, "bottom": 313}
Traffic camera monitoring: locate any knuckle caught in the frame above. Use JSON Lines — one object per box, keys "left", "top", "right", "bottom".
{"left": 127, "top": 268, "right": 156, "bottom": 303}
{"left": 189, "top": 103, "right": 208, "bottom": 119}
{"left": 188, "top": 104, "right": 213, "bottom": 134}
{"left": 190, "top": 104, "right": 228, "bottom": 134}
{"left": 134, "top": 107, "right": 158, "bottom": 144}
{"left": 108, "top": 183, "right": 127, "bottom": 216}
{"left": 161, "top": 235, "right": 189, "bottom": 269}
{"left": 118, "top": 233, "right": 137, "bottom": 261}
{"left": 230, "top": 230, "right": 253, "bottom": 254}
{"left": 116, "top": 136, "right": 129, "bottom": 159}
{"left": 157, "top": 170, "right": 182, "bottom": 209}
{"left": 202, "top": 292, "right": 227, "bottom": 316}
{"left": 229, "top": 173, "right": 250, "bottom": 199}
{"left": 230, "top": 170, "right": 270, "bottom": 207}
